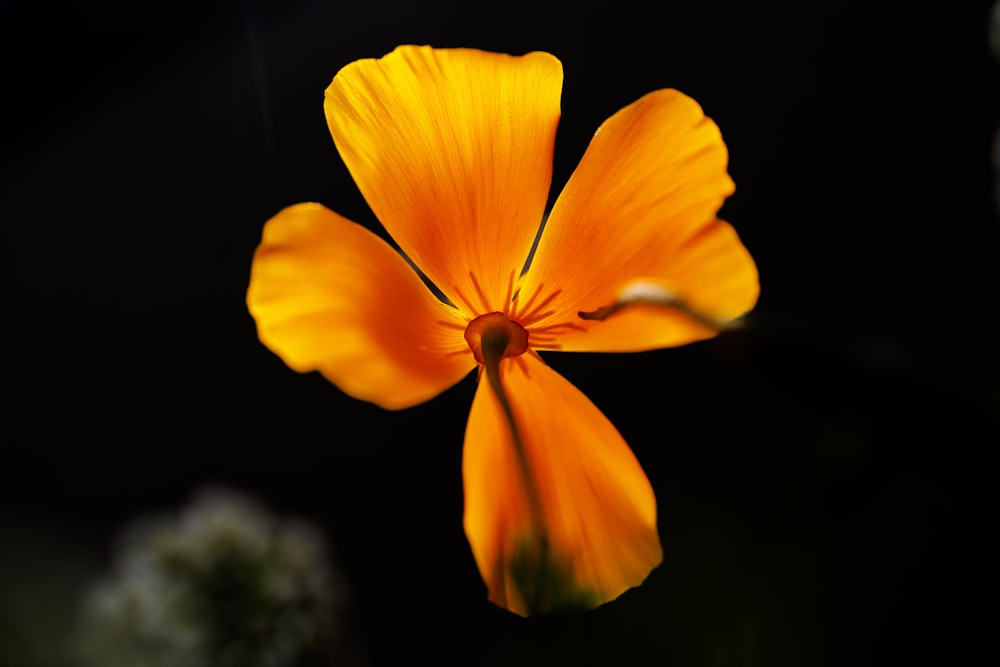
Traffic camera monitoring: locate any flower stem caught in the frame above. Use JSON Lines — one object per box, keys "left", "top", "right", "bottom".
{"left": 480, "top": 330, "right": 546, "bottom": 537}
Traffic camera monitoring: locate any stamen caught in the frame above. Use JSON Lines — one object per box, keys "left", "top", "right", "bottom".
{"left": 468, "top": 271, "right": 491, "bottom": 316}
{"left": 529, "top": 321, "right": 586, "bottom": 335}
{"left": 446, "top": 283, "right": 478, "bottom": 316}
{"left": 512, "top": 286, "right": 561, "bottom": 325}
{"left": 435, "top": 319, "right": 468, "bottom": 331}
{"left": 503, "top": 270, "right": 515, "bottom": 314}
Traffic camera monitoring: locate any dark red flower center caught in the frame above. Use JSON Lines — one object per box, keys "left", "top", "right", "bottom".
{"left": 464, "top": 312, "right": 529, "bottom": 365}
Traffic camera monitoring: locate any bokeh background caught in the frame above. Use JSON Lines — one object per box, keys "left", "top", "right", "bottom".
{"left": 2, "top": 1, "right": 998, "bottom": 665}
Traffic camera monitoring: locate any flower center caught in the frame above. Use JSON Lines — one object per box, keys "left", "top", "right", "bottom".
{"left": 464, "top": 312, "right": 529, "bottom": 365}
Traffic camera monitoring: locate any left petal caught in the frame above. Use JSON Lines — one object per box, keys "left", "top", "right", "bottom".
{"left": 325, "top": 45, "right": 563, "bottom": 314}
{"left": 462, "top": 352, "right": 662, "bottom": 616}
{"left": 514, "top": 89, "right": 758, "bottom": 352}
{"left": 247, "top": 202, "right": 475, "bottom": 410}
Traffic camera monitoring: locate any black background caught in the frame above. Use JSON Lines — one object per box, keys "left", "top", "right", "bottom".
{"left": 2, "top": 1, "right": 998, "bottom": 665}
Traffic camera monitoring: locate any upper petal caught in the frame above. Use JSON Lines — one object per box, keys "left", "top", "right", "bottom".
{"left": 247, "top": 202, "right": 475, "bottom": 410}
{"left": 325, "top": 45, "right": 563, "bottom": 315}
{"left": 514, "top": 89, "right": 758, "bottom": 352}
{"left": 462, "top": 352, "right": 662, "bottom": 616}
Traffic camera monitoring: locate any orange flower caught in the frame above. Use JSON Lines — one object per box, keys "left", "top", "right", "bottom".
{"left": 247, "top": 46, "right": 758, "bottom": 616}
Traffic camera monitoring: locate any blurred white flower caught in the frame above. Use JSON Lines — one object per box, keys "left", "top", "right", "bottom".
{"left": 77, "top": 487, "right": 361, "bottom": 667}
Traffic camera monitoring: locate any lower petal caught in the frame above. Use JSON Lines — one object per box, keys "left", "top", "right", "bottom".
{"left": 247, "top": 203, "right": 475, "bottom": 409}
{"left": 462, "top": 352, "right": 662, "bottom": 615}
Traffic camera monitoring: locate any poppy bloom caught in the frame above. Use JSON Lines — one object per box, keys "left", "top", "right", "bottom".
{"left": 247, "top": 45, "right": 758, "bottom": 616}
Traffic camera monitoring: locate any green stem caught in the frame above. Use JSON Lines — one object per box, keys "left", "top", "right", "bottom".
{"left": 578, "top": 293, "right": 741, "bottom": 332}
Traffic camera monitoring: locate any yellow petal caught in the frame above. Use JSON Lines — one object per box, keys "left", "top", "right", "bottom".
{"left": 247, "top": 202, "right": 475, "bottom": 410}
{"left": 514, "top": 89, "right": 758, "bottom": 351}
{"left": 462, "top": 352, "right": 662, "bottom": 615}
{"left": 325, "top": 45, "right": 563, "bottom": 315}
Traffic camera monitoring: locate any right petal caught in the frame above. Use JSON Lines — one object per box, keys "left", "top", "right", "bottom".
{"left": 247, "top": 202, "right": 475, "bottom": 410}
{"left": 513, "top": 89, "right": 756, "bottom": 351}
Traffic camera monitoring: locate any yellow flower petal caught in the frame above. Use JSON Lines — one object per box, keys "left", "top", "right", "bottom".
{"left": 247, "top": 202, "right": 475, "bottom": 409}
{"left": 463, "top": 352, "right": 662, "bottom": 615}
{"left": 514, "top": 89, "right": 758, "bottom": 351}
{"left": 325, "top": 45, "right": 563, "bottom": 315}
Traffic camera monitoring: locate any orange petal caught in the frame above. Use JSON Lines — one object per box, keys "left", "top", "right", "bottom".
{"left": 247, "top": 202, "right": 475, "bottom": 410}
{"left": 514, "top": 89, "right": 758, "bottom": 352}
{"left": 462, "top": 352, "right": 662, "bottom": 615}
{"left": 325, "top": 45, "right": 562, "bottom": 316}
